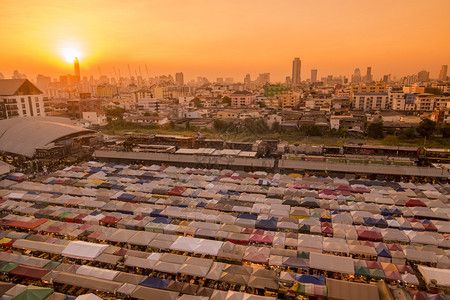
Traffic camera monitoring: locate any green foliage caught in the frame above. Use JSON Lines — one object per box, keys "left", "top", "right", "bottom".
{"left": 327, "top": 127, "right": 348, "bottom": 138}
{"left": 221, "top": 96, "right": 231, "bottom": 105}
{"left": 185, "top": 120, "right": 191, "bottom": 129}
{"left": 399, "top": 128, "right": 416, "bottom": 140}
{"left": 192, "top": 97, "right": 203, "bottom": 108}
{"left": 104, "top": 119, "right": 156, "bottom": 132}
{"left": 143, "top": 112, "right": 151, "bottom": 116}
{"left": 439, "top": 123, "right": 450, "bottom": 139}
{"left": 366, "top": 122, "right": 384, "bottom": 139}
{"left": 213, "top": 119, "right": 229, "bottom": 133}
{"left": 416, "top": 118, "right": 436, "bottom": 138}
{"left": 169, "top": 121, "right": 176, "bottom": 129}
{"left": 299, "top": 124, "right": 322, "bottom": 136}
{"left": 382, "top": 135, "right": 399, "bottom": 145}
{"left": 104, "top": 107, "right": 125, "bottom": 119}
{"left": 271, "top": 121, "right": 281, "bottom": 133}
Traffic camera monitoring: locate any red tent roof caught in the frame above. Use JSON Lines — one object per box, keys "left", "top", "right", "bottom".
{"left": 8, "top": 218, "right": 48, "bottom": 230}
{"left": 99, "top": 216, "right": 122, "bottom": 224}
{"left": 9, "top": 265, "right": 50, "bottom": 280}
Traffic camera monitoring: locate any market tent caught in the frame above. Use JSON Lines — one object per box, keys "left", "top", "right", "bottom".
{"left": 130, "top": 286, "right": 178, "bottom": 300}
{"left": 107, "top": 229, "right": 137, "bottom": 243}
{"left": 326, "top": 278, "right": 379, "bottom": 300}
{"left": 309, "top": 252, "right": 354, "bottom": 275}
{"left": 11, "top": 285, "right": 54, "bottom": 300}
{"left": 124, "top": 256, "right": 157, "bottom": 269}
{"left": 12, "top": 239, "right": 66, "bottom": 255}
{"left": 139, "top": 276, "right": 170, "bottom": 290}
{"left": 76, "top": 265, "right": 119, "bottom": 280}
{"left": 113, "top": 272, "right": 145, "bottom": 285}
{"left": 418, "top": 266, "right": 450, "bottom": 288}
{"left": 247, "top": 275, "right": 278, "bottom": 290}
{"left": 127, "top": 231, "right": 156, "bottom": 246}
{"left": 9, "top": 265, "right": 51, "bottom": 280}
{"left": 62, "top": 241, "right": 108, "bottom": 260}
{"left": 50, "top": 271, "right": 122, "bottom": 294}
{"left": 75, "top": 294, "right": 103, "bottom": 300}
{"left": 179, "top": 257, "right": 214, "bottom": 278}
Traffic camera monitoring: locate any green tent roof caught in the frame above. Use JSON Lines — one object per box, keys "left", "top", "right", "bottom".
{"left": 11, "top": 285, "right": 54, "bottom": 300}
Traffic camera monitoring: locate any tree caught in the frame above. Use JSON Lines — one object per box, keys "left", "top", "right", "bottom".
{"left": 143, "top": 112, "right": 151, "bottom": 116}
{"left": 399, "top": 127, "right": 416, "bottom": 140}
{"left": 439, "top": 123, "right": 450, "bottom": 139}
{"left": 366, "top": 122, "right": 384, "bottom": 139}
{"left": 104, "top": 107, "right": 125, "bottom": 119}
{"left": 169, "top": 121, "right": 176, "bottom": 129}
{"left": 213, "top": 119, "right": 229, "bottom": 133}
{"left": 192, "top": 97, "right": 203, "bottom": 108}
{"left": 185, "top": 120, "right": 191, "bottom": 129}
{"left": 416, "top": 118, "right": 436, "bottom": 138}
{"left": 299, "top": 124, "right": 322, "bottom": 136}
{"left": 271, "top": 121, "right": 281, "bottom": 133}
{"left": 382, "top": 135, "right": 399, "bottom": 146}
{"left": 221, "top": 96, "right": 231, "bottom": 106}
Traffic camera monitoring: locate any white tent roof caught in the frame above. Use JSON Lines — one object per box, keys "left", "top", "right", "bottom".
{"left": 62, "top": 241, "right": 108, "bottom": 260}
{"left": 309, "top": 252, "right": 354, "bottom": 274}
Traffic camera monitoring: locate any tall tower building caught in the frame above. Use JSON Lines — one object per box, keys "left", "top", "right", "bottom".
{"left": 244, "top": 74, "right": 251, "bottom": 84}
{"left": 292, "top": 57, "right": 301, "bottom": 85}
{"left": 74, "top": 57, "right": 80, "bottom": 82}
{"left": 418, "top": 70, "right": 430, "bottom": 82}
{"left": 175, "top": 72, "right": 184, "bottom": 86}
{"left": 352, "top": 68, "right": 361, "bottom": 84}
{"left": 365, "top": 67, "right": 373, "bottom": 82}
{"left": 311, "top": 69, "right": 318, "bottom": 83}
{"left": 439, "top": 65, "right": 448, "bottom": 81}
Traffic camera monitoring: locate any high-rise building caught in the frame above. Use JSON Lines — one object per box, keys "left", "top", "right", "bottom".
{"left": 439, "top": 65, "right": 448, "bottom": 81}
{"left": 175, "top": 72, "right": 184, "bottom": 86}
{"left": 244, "top": 74, "right": 251, "bottom": 84}
{"left": 257, "top": 73, "right": 270, "bottom": 85}
{"left": 365, "top": 67, "right": 373, "bottom": 82}
{"left": 74, "top": 57, "right": 80, "bottom": 82}
{"left": 418, "top": 70, "right": 430, "bottom": 82}
{"left": 311, "top": 69, "right": 318, "bottom": 83}
{"left": 352, "top": 68, "right": 361, "bottom": 84}
{"left": 292, "top": 58, "right": 301, "bottom": 85}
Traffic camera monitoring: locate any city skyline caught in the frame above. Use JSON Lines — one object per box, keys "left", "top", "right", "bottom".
{"left": 1, "top": 0, "right": 449, "bottom": 81}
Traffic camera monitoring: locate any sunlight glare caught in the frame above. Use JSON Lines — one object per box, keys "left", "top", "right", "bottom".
{"left": 61, "top": 46, "right": 82, "bottom": 63}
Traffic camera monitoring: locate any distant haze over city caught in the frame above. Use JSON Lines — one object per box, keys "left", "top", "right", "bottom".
{"left": 1, "top": 0, "right": 449, "bottom": 81}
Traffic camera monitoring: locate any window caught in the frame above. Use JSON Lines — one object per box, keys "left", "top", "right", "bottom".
{"left": 21, "top": 98, "right": 25, "bottom": 103}
{"left": 23, "top": 110, "right": 26, "bottom": 115}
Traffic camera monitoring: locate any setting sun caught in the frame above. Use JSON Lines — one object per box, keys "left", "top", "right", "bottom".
{"left": 61, "top": 46, "right": 82, "bottom": 63}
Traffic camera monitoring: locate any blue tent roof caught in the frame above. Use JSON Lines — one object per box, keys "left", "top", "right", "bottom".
{"left": 139, "top": 276, "right": 170, "bottom": 289}
{"left": 118, "top": 193, "right": 136, "bottom": 200}
{"left": 295, "top": 274, "right": 326, "bottom": 285}
{"left": 152, "top": 217, "right": 171, "bottom": 224}
{"left": 237, "top": 214, "right": 257, "bottom": 220}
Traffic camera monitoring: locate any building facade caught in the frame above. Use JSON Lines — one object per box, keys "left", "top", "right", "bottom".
{"left": 0, "top": 79, "right": 49, "bottom": 119}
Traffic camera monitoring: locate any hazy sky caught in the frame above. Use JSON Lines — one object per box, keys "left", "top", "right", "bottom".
{"left": 1, "top": 0, "right": 449, "bottom": 82}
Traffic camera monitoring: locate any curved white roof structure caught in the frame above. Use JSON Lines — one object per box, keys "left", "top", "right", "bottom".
{"left": 0, "top": 117, "right": 95, "bottom": 157}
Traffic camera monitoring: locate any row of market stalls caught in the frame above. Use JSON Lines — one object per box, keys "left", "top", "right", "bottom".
{"left": 0, "top": 162, "right": 448, "bottom": 299}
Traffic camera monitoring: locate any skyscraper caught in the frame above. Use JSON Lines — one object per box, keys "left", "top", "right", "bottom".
{"left": 74, "top": 57, "right": 80, "bottom": 82}
{"left": 292, "top": 57, "right": 301, "bottom": 85}
{"left": 311, "top": 69, "right": 318, "bottom": 83}
{"left": 365, "top": 67, "right": 373, "bottom": 82}
{"left": 175, "top": 72, "right": 184, "bottom": 86}
{"left": 417, "top": 70, "right": 430, "bottom": 82}
{"left": 352, "top": 68, "right": 361, "bottom": 84}
{"left": 244, "top": 74, "right": 251, "bottom": 84}
{"left": 439, "top": 65, "right": 448, "bottom": 81}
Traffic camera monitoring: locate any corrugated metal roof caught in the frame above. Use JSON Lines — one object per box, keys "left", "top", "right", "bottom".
{"left": 0, "top": 117, "right": 95, "bottom": 157}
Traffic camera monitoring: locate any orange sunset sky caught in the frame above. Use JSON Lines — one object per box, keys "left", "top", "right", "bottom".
{"left": 1, "top": 0, "right": 449, "bottom": 82}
